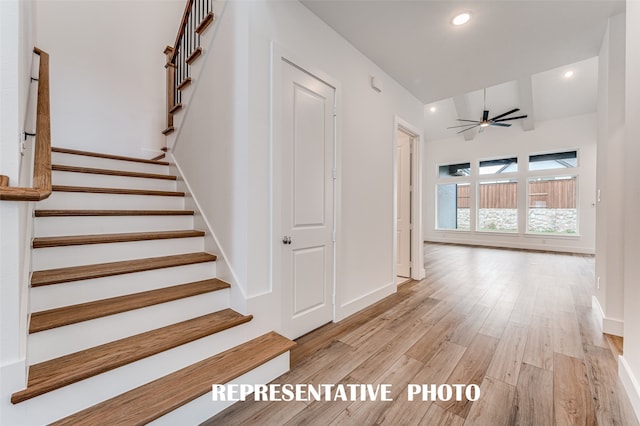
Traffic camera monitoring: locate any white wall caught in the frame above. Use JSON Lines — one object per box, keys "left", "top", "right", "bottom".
{"left": 35, "top": 0, "right": 184, "bottom": 157}
{"left": 1, "top": 0, "right": 39, "bottom": 420}
{"left": 423, "top": 113, "right": 597, "bottom": 254}
{"left": 621, "top": 0, "right": 640, "bottom": 420}
{"left": 171, "top": 0, "right": 424, "bottom": 331}
{"left": 594, "top": 14, "right": 626, "bottom": 336}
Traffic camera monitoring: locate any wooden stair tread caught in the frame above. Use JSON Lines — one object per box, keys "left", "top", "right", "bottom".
{"left": 169, "top": 103, "right": 183, "bottom": 114}
{"left": 177, "top": 77, "right": 192, "bottom": 91}
{"left": 186, "top": 47, "right": 203, "bottom": 65}
{"left": 196, "top": 12, "right": 215, "bottom": 34}
{"left": 29, "top": 279, "right": 229, "bottom": 333}
{"left": 50, "top": 332, "right": 295, "bottom": 425}
{"left": 31, "top": 252, "right": 217, "bottom": 287}
{"left": 33, "top": 230, "right": 205, "bottom": 248}
{"left": 12, "top": 309, "right": 252, "bottom": 404}
{"left": 52, "top": 147, "right": 170, "bottom": 166}
{"left": 52, "top": 185, "right": 184, "bottom": 197}
{"left": 52, "top": 164, "right": 177, "bottom": 181}
{"left": 161, "top": 126, "right": 175, "bottom": 135}
{"left": 35, "top": 209, "right": 194, "bottom": 217}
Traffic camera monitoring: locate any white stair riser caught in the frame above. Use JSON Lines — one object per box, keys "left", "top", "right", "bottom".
{"left": 29, "top": 289, "right": 230, "bottom": 363}
{"left": 38, "top": 191, "right": 184, "bottom": 210}
{"left": 151, "top": 354, "right": 291, "bottom": 426}
{"left": 31, "top": 261, "right": 216, "bottom": 311}
{"left": 52, "top": 170, "right": 177, "bottom": 192}
{"left": 34, "top": 215, "right": 194, "bottom": 237}
{"left": 16, "top": 323, "right": 268, "bottom": 426}
{"left": 52, "top": 152, "right": 169, "bottom": 174}
{"left": 32, "top": 237, "right": 205, "bottom": 270}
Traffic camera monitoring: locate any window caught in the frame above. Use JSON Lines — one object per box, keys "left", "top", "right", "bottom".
{"left": 529, "top": 151, "right": 577, "bottom": 171}
{"left": 437, "top": 183, "right": 470, "bottom": 230}
{"left": 478, "top": 179, "right": 518, "bottom": 232}
{"left": 479, "top": 157, "right": 518, "bottom": 175}
{"left": 439, "top": 162, "right": 470, "bottom": 177}
{"left": 527, "top": 176, "right": 577, "bottom": 234}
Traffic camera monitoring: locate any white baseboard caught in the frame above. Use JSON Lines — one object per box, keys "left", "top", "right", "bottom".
{"left": 335, "top": 281, "right": 395, "bottom": 322}
{"left": 619, "top": 355, "right": 640, "bottom": 423}
{"left": 425, "top": 236, "right": 595, "bottom": 255}
{"left": 592, "top": 296, "right": 624, "bottom": 336}
{"left": 0, "top": 359, "right": 27, "bottom": 426}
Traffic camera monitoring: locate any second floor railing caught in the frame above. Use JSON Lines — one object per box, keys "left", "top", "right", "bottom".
{"left": 163, "top": 0, "right": 215, "bottom": 136}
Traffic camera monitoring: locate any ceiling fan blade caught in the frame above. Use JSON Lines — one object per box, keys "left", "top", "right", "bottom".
{"left": 457, "top": 124, "right": 480, "bottom": 134}
{"left": 448, "top": 123, "right": 481, "bottom": 129}
{"left": 489, "top": 108, "right": 520, "bottom": 121}
{"left": 493, "top": 115, "right": 528, "bottom": 122}
{"left": 491, "top": 122, "right": 512, "bottom": 127}
{"left": 482, "top": 110, "right": 489, "bottom": 121}
{"left": 456, "top": 119, "right": 480, "bottom": 123}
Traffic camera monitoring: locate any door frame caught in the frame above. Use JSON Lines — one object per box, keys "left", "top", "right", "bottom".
{"left": 270, "top": 42, "right": 341, "bottom": 337}
{"left": 393, "top": 117, "right": 425, "bottom": 282}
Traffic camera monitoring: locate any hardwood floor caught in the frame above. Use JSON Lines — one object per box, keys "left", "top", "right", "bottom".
{"left": 204, "top": 243, "right": 639, "bottom": 426}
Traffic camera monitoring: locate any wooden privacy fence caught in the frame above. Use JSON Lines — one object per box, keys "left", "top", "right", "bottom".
{"left": 529, "top": 178, "right": 576, "bottom": 209}
{"left": 456, "top": 178, "right": 576, "bottom": 209}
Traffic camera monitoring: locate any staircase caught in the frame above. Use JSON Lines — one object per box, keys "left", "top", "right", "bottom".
{"left": 10, "top": 147, "right": 294, "bottom": 425}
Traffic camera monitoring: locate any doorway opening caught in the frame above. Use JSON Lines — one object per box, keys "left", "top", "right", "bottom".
{"left": 396, "top": 127, "right": 413, "bottom": 285}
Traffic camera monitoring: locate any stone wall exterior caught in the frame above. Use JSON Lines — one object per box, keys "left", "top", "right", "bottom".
{"left": 457, "top": 208, "right": 470, "bottom": 230}
{"left": 478, "top": 208, "right": 518, "bottom": 232}
{"left": 455, "top": 208, "right": 577, "bottom": 234}
{"left": 528, "top": 208, "right": 577, "bottom": 234}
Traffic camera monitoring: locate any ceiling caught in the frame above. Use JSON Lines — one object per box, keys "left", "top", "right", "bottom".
{"left": 300, "top": 0, "right": 624, "bottom": 140}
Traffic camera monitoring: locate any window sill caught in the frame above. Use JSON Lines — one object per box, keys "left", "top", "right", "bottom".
{"left": 475, "top": 230, "right": 519, "bottom": 236}
{"left": 524, "top": 232, "right": 580, "bottom": 239}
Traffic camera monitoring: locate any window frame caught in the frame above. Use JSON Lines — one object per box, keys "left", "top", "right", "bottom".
{"left": 476, "top": 178, "right": 519, "bottom": 234}
{"left": 526, "top": 175, "right": 580, "bottom": 236}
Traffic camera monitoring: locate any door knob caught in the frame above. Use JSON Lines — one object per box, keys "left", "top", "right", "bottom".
{"left": 282, "top": 236, "right": 292, "bottom": 245}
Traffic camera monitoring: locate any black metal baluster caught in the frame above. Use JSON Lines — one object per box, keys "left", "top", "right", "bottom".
{"left": 197, "top": 0, "right": 201, "bottom": 34}
{"left": 184, "top": 35, "right": 189, "bottom": 79}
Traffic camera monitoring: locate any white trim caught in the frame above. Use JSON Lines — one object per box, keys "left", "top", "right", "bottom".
{"left": 169, "top": 154, "right": 248, "bottom": 314}
{"left": 336, "top": 281, "right": 396, "bottom": 322}
{"left": 619, "top": 355, "right": 640, "bottom": 423}
{"left": 592, "top": 295, "right": 624, "bottom": 336}
{"left": 603, "top": 317, "right": 625, "bottom": 336}
{"left": 427, "top": 236, "right": 595, "bottom": 255}
{"left": 0, "top": 358, "right": 28, "bottom": 425}
{"left": 393, "top": 117, "right": 425, "bottom": 281}
{"left": 270, "top": 41, "right": 341, "bottom": 336}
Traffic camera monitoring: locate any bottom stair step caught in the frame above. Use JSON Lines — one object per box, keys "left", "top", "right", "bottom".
{"left": 12, "top": 309, "right": 252, "bottom": 403}
{"left": 52, "top": 331, "right": 296, "bottom": 425}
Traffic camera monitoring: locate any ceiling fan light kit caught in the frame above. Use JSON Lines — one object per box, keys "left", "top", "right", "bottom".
{"left": 448, "top": 88, "right": 528, "bottom": 134}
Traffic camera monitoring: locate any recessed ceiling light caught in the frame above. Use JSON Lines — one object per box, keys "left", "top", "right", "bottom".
{"left": 452, "top": 13, "right": 471, "bottom": 26}
{"left": 430, "top": 106, "right": 437, "bottom": 112}
{"left": 564, "top": 70, "right": 574, "bottom": 78}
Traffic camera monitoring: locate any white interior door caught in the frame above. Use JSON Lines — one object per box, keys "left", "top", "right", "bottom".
{"left": 281, "top": 60, "right": 335, "bottom": 339}
{"left": 397, "top": 129, "right": 412, "bottom": 278}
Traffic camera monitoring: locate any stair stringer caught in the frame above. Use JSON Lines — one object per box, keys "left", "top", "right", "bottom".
{"left": 170, "top": 154, "right": 284, "bottom": 341}
{"left": 169, "top": 156, "right": 248, "bottom": 316}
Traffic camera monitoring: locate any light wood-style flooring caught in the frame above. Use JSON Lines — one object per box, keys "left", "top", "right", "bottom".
{"left": 204, "top": 243, "right": 638, "bottom": 425}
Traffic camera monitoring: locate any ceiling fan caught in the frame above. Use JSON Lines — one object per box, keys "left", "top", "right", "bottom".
{"left": 448, "top": 88, "right": 528, "bottom": 134}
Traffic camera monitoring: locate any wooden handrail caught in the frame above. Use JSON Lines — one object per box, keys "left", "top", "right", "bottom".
{"left": 171, "top": 0, "right": 194, "bottom": 62}
{"left": 0, "top": 48, "right": 52, "bottom": 201}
